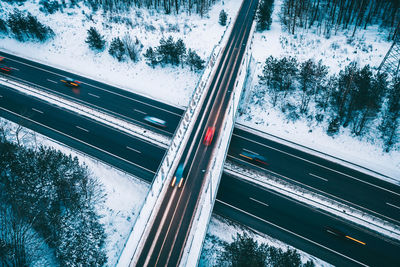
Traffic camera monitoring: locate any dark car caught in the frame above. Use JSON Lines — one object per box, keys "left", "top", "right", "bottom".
{"left": 60, "top": 77, "right": 80, "bottom": 87}
{"left": 0, "top": 64, "right": 12, "bottom": 73}
{"left": 325, "top": 226, "right": 366, "bottom": 245}
{"left": 239, "top": 150, "right": 268, "bottom": 165}
{"left": 171, "top": 163, "right": 184, "bottom": 188}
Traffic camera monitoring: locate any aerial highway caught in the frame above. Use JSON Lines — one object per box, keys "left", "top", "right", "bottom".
{"left": 1, "top": 85, "right": 399, "bottom": 266}
{"left": 228, "top": 126, "right": 400, "bottom": 225}
{"left": 134, "top": 0, "right": 260, "bottom": 265}
{"left": 0, "top": 51, "right": 183, "bottom": 136}
{"left": 215, "top": 173, "right": 400, "bottom": 267}
{"left": 1, "top": 8, "right": 400, "bottom": 266}
{"left": 0, "top": 84, "right": 165, "bottom": 181}
{"left": 2, "top": 50, "right": 399, "bottom": 226}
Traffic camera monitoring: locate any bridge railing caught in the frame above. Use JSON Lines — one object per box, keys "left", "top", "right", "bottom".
{"left": 180, "top": 14, "right": 257, "bottom": 267}
{"left": 116, "top": 17, "right": 236, "bottom": 266}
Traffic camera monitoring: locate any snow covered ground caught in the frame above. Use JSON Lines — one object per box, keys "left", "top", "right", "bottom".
{"left": 1, "top": 0, "right": 399, "bottom": 265}
{"left": 1, "top": 0, "right": 397, "bottom": 180}
{"left": 199, "top": 214, "right": 332, "bottom": 267}
{"left": 0, "top": 118, "right": 149, "bottom": 266}
{"left": 236, "top": 0, "right": 400, "bottom": 180}
{"left": 0, "top": 0, "right": 241, "bottom": 107}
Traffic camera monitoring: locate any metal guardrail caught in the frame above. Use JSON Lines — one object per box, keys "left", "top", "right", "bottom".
{"left": 116, "top": 18, "right": 235, "bottom": 266}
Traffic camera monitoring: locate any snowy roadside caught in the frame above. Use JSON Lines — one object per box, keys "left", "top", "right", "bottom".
{"left": 237, "top": 0, "right": 400, "bottom": 181}
{"left": 199, "top": 214, "right": 332, "bottom": 267}
{"left": 0, "top": 117, "right": 150, "bottom": 266}
{"left": 0, "top": 0, "right": 242, "bottom": 108}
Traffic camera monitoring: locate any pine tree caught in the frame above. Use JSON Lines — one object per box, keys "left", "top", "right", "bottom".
{"left": 175, "top": 38, "right": 186, "bottom": 66}
{"left": 186, "top": 49, "right": 205, "bottom": 71}
{"left": 219, "top": 10, "right": 228, "bottom": 26}
{"left": 256, "top": 0, "right": 274, "bottom": 31}
{"left": 108, "top": 37, "right": 125, "bottom": 61}
{"left": 380, "top": 78, "right": 400, "bottom": 151}
{"left": 0, "top": 18, "right": 7, "bottom": 34}
{"left": 143, "top": 47, "right": 157, "bottom": 67}
{"left": 86, "top": 27, "right": 106, "bottom": 51}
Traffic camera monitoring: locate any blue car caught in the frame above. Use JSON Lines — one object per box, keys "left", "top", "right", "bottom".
{"left": 239, "top": 150, "right": 268, "bottom": 165}
{"left": 144, "top": 116, "right": 167, "bottom": 128}
{"left": 171, "top": 163, "right": 184, "bottom": 188}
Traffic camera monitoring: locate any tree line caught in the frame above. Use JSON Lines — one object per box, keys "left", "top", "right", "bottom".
{"left": 281, "top": 0, "right": 400, "bottom": 39}
{"left": 216, "top": 232, "right": 315, "bottom": 267}
{"left": 86, "top": 26, "right": 205, "bottom": 70}
{"left": 258, "top": 56, "right": 400, "bottom": 151}
{"left": 0, "top": 129, "right": 107, "bottom": 266}
{"left": 0, "top": 9, "right": 54, "bottom": 42}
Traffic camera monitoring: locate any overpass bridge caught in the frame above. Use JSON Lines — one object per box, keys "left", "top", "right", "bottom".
{"left": 117, "top": 0, "right": 259, "bottom": 265}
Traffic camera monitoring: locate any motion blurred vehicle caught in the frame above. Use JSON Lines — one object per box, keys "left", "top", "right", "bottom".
{"left": 0, "top": 64, "right": 11, "bottom": 73}
{"left": 239, "top": 150, "right": 268, "bottom": 165}
{"left": 325, "top": 226, "right": 366, "bottom": 245}
{"left": 144, "top": 116, "right": 167, "bottom": 128}
{"left": 203, "top": 126, "right": 215, "bottom": 146}
{"left": 0, "top": 56, "right": 4, "bottom": 62}
{"left": 171, "top": 163, "right": 184, "bottom": 188}
{"left": 60, "top": 77, "right": 80, "bottom": 87}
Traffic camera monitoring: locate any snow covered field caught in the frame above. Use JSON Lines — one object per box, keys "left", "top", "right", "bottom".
{"left": 0, "top": 118, "right": 149, "bottom": 266}
{"left": 236, "top": 0, "right": 400, "bottom": 180}
{"left": 1, "top": 0, "right": 399, "bottom": 265}
{"left": 0, "top": 0, "right": 241, "bottom": 107}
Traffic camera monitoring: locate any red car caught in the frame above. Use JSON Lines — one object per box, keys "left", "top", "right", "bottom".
{"left": 0, "top": 56, "right": 4, "bottom": 62}
{"left": 203, "top": 127, "right": 215, "bottom": 146}
{"left": 0, "top": 64, "right": 11, "bottom": 73}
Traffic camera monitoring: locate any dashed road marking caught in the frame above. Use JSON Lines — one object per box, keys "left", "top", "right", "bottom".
{"left": 47, "top": 79, "right": 58, "bottom": 84}
{"left": 76, "top": 126, "right": 89, "bottom": 132}
{"left": 250, "top": 197, "right": 269, "bottom": 207}
{"left": 32, "top": 108, "right": 44, "bottom": 114}
{"left": 88, "top": 93, "right": 100, "bottom": 98}
{"left": 126, "top": 146, "right": 141, "bottom": 154}
{"left": 309, "top": 173, "right": 329, "bottom": 182}
{"left": 134, "top": 109, "right": 147, "bottom": 115}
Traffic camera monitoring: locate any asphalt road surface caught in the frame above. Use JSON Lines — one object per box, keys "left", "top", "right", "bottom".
{"left": 135, "top": 0, "right": 260, "bottom": 265}
{"left": 0, "top": 84, "right": 165, "bottom": 181}
{"left": 215, "top": 173, "right": 400, "bottom": 267}
{"left": 0, "top": 51, "right": 183, "bottom": 136}
{"left": 228, "top": 126, "right": 400, "bottom": 225}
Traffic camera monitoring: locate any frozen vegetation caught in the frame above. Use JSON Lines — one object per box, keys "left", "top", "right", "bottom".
{"left": 0, "top": 0, "right": 399, "bottom": 265}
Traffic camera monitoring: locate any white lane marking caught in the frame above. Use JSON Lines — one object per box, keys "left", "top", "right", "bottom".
{"left": 144, "top": 189, "right": 178, "bottom": 267}
{"left": 0, "top": 107, "right": 156, "bottom": 174}
{"left": 309, "top": 173, "right": 328, "bottom": 182}
{"left": 233, "top": 133, "right": 400, "bottom": 197}
{"left": 32, "top": 108, "right": 44, "bottom": 114}
{"left": 242, "top": 148, "right": 259, "bottom": 155}
{"left": 134, "top": 109, "right": 147, "bottom": 115}
{"left": 46, "top": 79, "right": 58, "bottom": 84}
{"left": 76, "top": 126, "right": 89, "bottom": 133}
{"left": 126, "top": 146, "right": 141, "bottom": 154}
{"left": 0, "top": 95, "right": 2, "bottom": 98}
{"left": 88, "top": 93, "right": 100, "bottom": 98}
{"left": 11, "top": 67, "right": 19, "bottom": 71}
{"left": 249, "top": 197, "right": 269, "bottom": 207}
{"left": 227, "top": 155, "right": 400, "bottom": 225}
{"left": 216, "top": 199, "right": 368, "bottom": 266}
{"left": 386, "top": 202, "right": 400, "bottom": 211}
{"left": 4, "top": 56, "right": 182, "bottom": 117}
